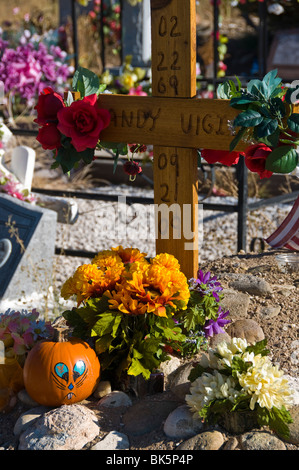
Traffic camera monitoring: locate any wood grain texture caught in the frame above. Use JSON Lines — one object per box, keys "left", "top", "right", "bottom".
{"left": 99, "top": 94, "right": 244, "bottom": 151}
{"left": 153, "top": 146, "right": 198, "bottom": 279}
{"left": 151, "top": 0, "right": 196, "bottom": 98}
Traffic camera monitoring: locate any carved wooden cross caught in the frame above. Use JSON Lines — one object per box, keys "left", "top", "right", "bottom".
{"left": 99, "top": 0, "right": 242, "bottom": 279}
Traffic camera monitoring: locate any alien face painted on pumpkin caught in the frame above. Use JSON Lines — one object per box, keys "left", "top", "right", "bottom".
{"left": 23, "top": 338, "right": 101, "bottom": 407}
{"left": 52, "top": 360, "right": 88, "bottom": 401}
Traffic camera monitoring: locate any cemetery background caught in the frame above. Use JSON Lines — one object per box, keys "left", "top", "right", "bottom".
{"left": 0, "top": 0, "right": 298, "bottom": 451}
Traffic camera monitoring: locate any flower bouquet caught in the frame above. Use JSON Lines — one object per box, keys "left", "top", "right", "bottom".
{"left": 186, "top": 337, "right": 293, "bottom": 439}
{"left": 202, "top": 70, "right": 299, "bottom": 179}
{"left": 34, "top": 66, "right": 111, "bottom": 174}
{"left": 61, "top": 247, "right": 230, "bottom": 381}
{"left": 0, "top": 309, "right": 53, "bottom": 411}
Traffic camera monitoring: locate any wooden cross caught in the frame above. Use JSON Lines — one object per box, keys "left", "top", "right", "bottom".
{"left": 99, "top": 0, "right": 243, "bottom": 279}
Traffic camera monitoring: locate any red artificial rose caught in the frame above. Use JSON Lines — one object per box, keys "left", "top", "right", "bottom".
{"left": 201, "top": 149, "right": 242, "bottom": 166}
{"left": 57, "top": 94, "right": 111, "bottom": 152}
{"left": 36, "top": 123, "right": 61, "bottom": 150}
{"left": 123, "top": 160, "right": 142, "bottom": 176}
{"left": 244, "top": 143, "right": 273, "bottom": 179}
{"left": 34, "top": 87, "right": 65, "bottom": 126}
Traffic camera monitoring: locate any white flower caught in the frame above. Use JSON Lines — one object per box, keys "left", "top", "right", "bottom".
{"left": 186, "top": 370, "right": 241, "bottom": 415}
{"left": 214, "top": 337, "right": 248, "bottom": 368}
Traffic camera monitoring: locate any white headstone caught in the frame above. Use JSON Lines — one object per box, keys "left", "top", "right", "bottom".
{"left": 10, "top": 146, "right": 36, "bottom": 191}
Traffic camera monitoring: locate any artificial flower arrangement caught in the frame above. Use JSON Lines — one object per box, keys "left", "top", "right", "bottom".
{"left": 186, "top": 337, "right": 293, "bottom": 439}
{"left": 0, "top": 169, "right": 36, "bottom": 203}
{"left": 0, "top": 15, "right": 72, "bottom": 118}
{"left": 0, "top": 308, "right": 53, "bottom": 411}
{"left": 201, "top": 70, "right": 299, "bottom": 179}
{"left": 0, "top": 308, "right": 53, "bottom": 367}
{"left": 34, "top": 66, "right": 111, "bottom": 174}
{"left": 60, "top": 246, "right": 230, "bottom": 381}
{"left": 99, "top": 55, "right": 148, "bottom": 95}
{"left": 34, "top": 65, "right": 146, "bottom": 177}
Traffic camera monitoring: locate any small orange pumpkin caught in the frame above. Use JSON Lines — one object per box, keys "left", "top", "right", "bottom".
{"left": 23, "top": 332, "right": 100, "bottom": 407}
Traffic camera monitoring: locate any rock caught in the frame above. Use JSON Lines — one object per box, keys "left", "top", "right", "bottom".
{"left": 286, "top": 375, "right": 299, "bottom": 405}
{"left": 221, "top": 289, "right": 250, "bottom": 318}
{"left": 123, "top": 399, "right": 179, "bottom": 436}
{"left": 13, "top": 406, "right": 50, "bottom": 437}
{"left": 167, "top": 362, "right": 196, "bottom": 401}
{"left": 17, "top": 389, "right": 40, "bottom": 407}
{"left": 93, "top": 380, "right": 112, "bottom": 399}
{"left": 97, "top": 391, "right": 132, "bottom": 408}
{"left": 226, "top": 319, "right": 265, "bottom": 344}
{"left": 209, "top": 332, "right": 231, "bottom": 349}
{"left": 257, "top": 305, "right": 281, "bottom": 318}
{"left": 222, "top": 436, "right": 239, "bottom": 450}
{"left": 159, "top": 356, "right": 181, "bottom": 388}
{"left": 163, "top": 404, "right": 203, "bottom": 439}
{"left": 223, "top": 273, "right": 272, "bottom": 296}
{"left": 18, "top": 404, "right": 99, "bottom": 450}
{"left": 240, "top": 431, "right": 286, "bottom": 450}
{"left": 177, "top": 430, "right": 224, "bottom": 450}
{"left": 91, "top": 431, "right": 130, "bottom": 450}
{"left": 277, "top": 405, "right": 299, "bottom": 445}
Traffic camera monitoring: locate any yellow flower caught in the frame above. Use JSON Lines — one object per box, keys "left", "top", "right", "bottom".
{"left": 119, "top": 72, "right": 138, "bottom": 91}
{"left": 237, "top": 355, "right": 293, "bottom": 411}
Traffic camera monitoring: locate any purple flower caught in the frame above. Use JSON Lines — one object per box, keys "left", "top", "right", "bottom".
{"left": 189, "top": 269, "right": 223, "bottom": 297}
{"left": 204, "top": 307, "right": 231, "bottom": 338}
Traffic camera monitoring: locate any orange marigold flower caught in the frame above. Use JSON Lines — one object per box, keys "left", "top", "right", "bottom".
{"left": 92, "top": 250, "right": 123, "bottom": 269}
{"left": 61, "top": 264, "right": 105, "bottom": 305}
{"left": 112, "top": 245, "right": 147, "bottom": 265}
{"left": 151, "top": 253, "right": 181, "bottom": 271}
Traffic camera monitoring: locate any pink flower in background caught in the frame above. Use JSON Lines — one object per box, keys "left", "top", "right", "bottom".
{"left": 128, "top": 85, "right": 147, "bottom": 96}
{"left": 0, "top": 32, "right": 72, "bottom": 106}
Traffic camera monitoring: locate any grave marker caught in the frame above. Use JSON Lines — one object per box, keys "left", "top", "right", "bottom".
{"left": 99, "top": 0, "right": 246, "bottom": 279}
{"left": 122, "top": 0, "right": 151, "bottom": 68}
{"left": 0, "top": 194, "right": 57, "bottom": 311}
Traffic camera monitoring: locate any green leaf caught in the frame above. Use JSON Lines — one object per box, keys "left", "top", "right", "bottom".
{"left": 246, "top": 338, "right": 269, "bottom": 356}
{"left": 256, "top": 406, "right": 293, "bottom": 440}
{"left": 233, "top": 109, "right": 263, "bottom": 128}
{"left": 287, "top": 113, "right": 299, "bottom": 134}
{"left": 72, "top": 66, "right": 100, "bottom": 97}
{"left": 95, "top": 334, "right": 114, "bottom": 354}
{"left": 230, "top": 95, "right": 259, "bottom": 108}
{"left": 265, "top": 145, "right": 299, "bottom": 173}
{"left": 256, "top": 118, "right": 278, "bottom": 138}
{"left": 91, "top": 311, "right": 121, "bottom": 338}
{"left": 255, "top": 126, "right": 280, "bottom": 147}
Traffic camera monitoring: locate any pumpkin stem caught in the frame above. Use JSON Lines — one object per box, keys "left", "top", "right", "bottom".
{"left": 53, "top": 327, "right": 69, "bottom": 342}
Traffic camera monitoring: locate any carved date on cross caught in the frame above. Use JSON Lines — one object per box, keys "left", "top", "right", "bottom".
{"left": 99, "top": 0, "right": 242, "bottom": 279}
